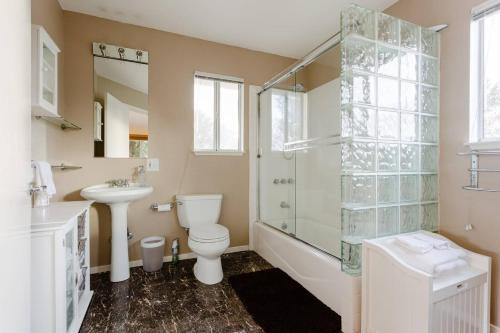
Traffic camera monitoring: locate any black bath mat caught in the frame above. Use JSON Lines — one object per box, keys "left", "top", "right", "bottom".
{"left": 229, "top": 268, "right": 342, "bottom": 333}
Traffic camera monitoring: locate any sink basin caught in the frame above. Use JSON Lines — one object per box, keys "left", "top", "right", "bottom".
{"left": 81, "top": 183, "right": 153, "bottom": 282}
{"left": 81, "top": 183, "right": 153, "bottom": 204}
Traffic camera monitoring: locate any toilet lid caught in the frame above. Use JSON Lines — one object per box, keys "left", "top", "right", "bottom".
{"left": 190, "top": 224, "right": 229, "bottom": 243}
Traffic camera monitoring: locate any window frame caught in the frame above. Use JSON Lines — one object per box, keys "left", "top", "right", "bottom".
{"left": 469, "top": 0, "right": 500, "bottom": 149}
{"left": 193, "top": 71, "right": 244, "bottom": 155}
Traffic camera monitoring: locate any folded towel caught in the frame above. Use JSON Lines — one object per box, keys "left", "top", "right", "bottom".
{"left": 33, "top": 161, "right": 56, "bottom": 197}
{"left": 395, "top": 235, "right": 433, "bottom": 254}
{"left": 434, "top": 259, "right": 468, "bottom": 275}
{"left": 399, "top": 247, "right": 467, "bottom": 275}
{"left": 413, "top": 233, "right": 450, "bottom": 250}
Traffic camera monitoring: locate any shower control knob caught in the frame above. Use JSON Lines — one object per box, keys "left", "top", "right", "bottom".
{"left": 273, "top": 179, "right": 280, "bottom": 184}
{"left": 280, "top": 178, "right": 287, "bottom": 184}
{"left": 287, "top": 178, "right": 294, "bottom": 184}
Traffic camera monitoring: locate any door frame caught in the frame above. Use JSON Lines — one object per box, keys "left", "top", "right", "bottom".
{"left": 248, "top": 85, "right": 261, "bottom": 250}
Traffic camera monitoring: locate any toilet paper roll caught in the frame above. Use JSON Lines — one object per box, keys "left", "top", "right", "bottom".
{"left": 156, "top": 203, "right": 171, "bottom": 212}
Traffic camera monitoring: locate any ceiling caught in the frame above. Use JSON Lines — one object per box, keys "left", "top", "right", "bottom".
{"left": 59, "top": 0, "right": 398, "bottom": 58}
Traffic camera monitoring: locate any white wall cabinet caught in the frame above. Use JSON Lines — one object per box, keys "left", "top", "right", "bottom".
{"left": 31, "top": 201, "right": 94, "bottom": 333}
{"left": 31, "top": 25, "right": 60, "bottom": 117}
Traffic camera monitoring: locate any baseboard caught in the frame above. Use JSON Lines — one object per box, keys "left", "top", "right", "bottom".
{"left": 90, "top": 245, "right": 249, "bottom": 274}
{"left": 492, "top": 324, "right": 500, "bottom": 333}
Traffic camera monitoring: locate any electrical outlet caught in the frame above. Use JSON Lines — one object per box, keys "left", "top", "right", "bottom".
{"left": 147, "top": 158, "right": 160, "bottom": 171}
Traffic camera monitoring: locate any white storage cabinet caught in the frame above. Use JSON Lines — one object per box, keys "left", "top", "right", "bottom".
{"left": 31, "top": 201, "right": 94, "bottom": 333}
{"left": 31, "top": 25, "right": 60, "bottom": 117}
{"left": 362, "top": 231, "right": 491, "bottom": 333}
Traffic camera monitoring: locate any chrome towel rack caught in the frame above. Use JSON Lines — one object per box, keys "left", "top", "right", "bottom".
{"left": 457, "top": 150, "right": 500, "bottom": 192}
{"left": 51, "top": 163, "right": 82, "bottom": 171}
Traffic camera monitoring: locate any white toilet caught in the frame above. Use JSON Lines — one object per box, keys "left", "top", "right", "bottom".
{"left": 176, "top": 194, "right": 230, "bottom": 284}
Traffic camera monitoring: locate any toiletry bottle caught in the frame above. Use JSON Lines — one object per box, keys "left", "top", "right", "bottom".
{"left": 34, "top": 185, "right": 50, "bottom": 208}
{"left": 171, "top": 238, "right": 179, "bottom": 264}
{"left": 135, "top": 165, "right": 146, "bottom": 186}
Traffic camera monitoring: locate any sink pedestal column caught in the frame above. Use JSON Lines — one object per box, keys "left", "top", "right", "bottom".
{"left": 109, "top": 202, "right": 130, "bottom": 282}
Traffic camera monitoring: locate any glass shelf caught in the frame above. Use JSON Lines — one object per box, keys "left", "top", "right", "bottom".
{"left": 35, "top": 115, "right": 81, "bottom": 130}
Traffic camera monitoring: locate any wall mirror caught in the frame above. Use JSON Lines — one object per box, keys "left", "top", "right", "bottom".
{"left": 93, "top": 42, "right": 149, "bottom": 158}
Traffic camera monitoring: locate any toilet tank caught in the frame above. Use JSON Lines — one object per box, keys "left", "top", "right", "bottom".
{"left": 176, "top": 194, "right": 223, "bottom": 228}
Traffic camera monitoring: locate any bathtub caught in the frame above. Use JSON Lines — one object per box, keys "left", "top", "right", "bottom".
{"left": 253, "top": 222, "right": 361, "bottom": 333}
{"left": 260, "top": 217, "right": 341, "bottom": 256}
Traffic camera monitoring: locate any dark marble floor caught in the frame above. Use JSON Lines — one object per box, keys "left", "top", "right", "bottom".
{"left": 80, "top": 251, "right": 273, "bottom": 333}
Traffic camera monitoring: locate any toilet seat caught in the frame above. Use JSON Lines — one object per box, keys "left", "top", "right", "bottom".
{"left": 189, "top": 224, "right": 229, "bottom": 243}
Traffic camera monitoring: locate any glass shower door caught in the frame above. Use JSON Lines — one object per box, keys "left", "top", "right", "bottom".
{"left": 258, "top": 86, "right": 297, "bottom": 236}
{"left": 291, "top": 46, "right": 343, "bottom": 258}
{"left": 258, "top": 47, "right": 343, "bottom": 258}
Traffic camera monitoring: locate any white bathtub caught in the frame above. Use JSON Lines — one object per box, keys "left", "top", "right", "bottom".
{"left": 253, "top": 222, "right": 361, "bottom": 333}
{"left": 261, "top": 217, "right": 341, "bottom": 256}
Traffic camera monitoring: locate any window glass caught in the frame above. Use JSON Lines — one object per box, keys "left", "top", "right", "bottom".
{"left": 219, "top": 82, "right": 240, "bottom": 150}
{"left": 483, "top": 11, "right": 500, "bottom": 139}
{"left": 194, "top": 75, "right": 243, "bottom": 152}
{"left": 194, "top": 78, "right": 215, "bottom": 150}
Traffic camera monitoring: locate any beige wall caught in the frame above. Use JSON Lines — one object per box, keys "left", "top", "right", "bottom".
{"left": 42, "top": 11, "right": 294, "bottom": 267}
{"left": 386, "top": 0, "right": 500, "bottom": 326}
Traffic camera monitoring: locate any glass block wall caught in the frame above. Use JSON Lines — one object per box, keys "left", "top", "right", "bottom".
{"left": 340, "top": 5, "right": 440, "bottom": 275}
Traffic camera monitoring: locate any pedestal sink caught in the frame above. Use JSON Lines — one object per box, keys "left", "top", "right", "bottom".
{"left": 81, "top": 183, "right": 153, "bottom": 282}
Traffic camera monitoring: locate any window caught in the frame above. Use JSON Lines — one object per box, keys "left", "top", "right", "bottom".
{"left": 193, "top": 72, "right": 244, "bottom": 154}
{"left": 470, "top": 1, "right": 500, "bottom": 146}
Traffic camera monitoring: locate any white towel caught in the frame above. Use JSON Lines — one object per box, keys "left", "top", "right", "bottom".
{"left": 398, "top": 247, "right": 467, "bottom": 275}
{"left": 33, "top": 161, "right": 56, "bottom": 197}
{"left": 434, "top": 259, "right": 468, "bottom": 275}
{"left": 395, "top": 235, "right": 433, "bottom": 254}
{"left": 413, "top": 233, "right": 450, "bottom": 250}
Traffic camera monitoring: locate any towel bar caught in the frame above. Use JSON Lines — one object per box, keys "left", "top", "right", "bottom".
{"left": 462, "top": 186, "right": 500, "bottom": 192}
{"left": 468, "top": 168, "right": 500, "bottom": 172}
{"left": 459, "top": 150, "right": 500, "bottom": 192}
{"left": 51, "top": 163, "right": 82, "bottom": 171}
{"left": 457, "top": 150, "right": 500, "bottom": 156}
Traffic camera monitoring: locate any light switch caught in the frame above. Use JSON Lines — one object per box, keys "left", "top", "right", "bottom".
{"left": 147, "top": 158, "right": 160, "bottom": 171}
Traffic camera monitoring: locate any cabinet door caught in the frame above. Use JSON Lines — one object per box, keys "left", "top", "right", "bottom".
{"left": 63, "top": 224, "right": 77, "bottom": 331}
{"left": 41, "top": 42, "right": 56, "bottom": 108}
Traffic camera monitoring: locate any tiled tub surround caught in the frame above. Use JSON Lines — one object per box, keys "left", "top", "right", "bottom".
{"left": 340, "top": 5, "right": 440, "bottom": 275}
{"left": 80, "top": 251, "right": 272, "bottom": 332}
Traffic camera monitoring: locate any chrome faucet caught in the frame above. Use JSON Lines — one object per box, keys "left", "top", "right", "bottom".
{"left": 106, "top": 179, "right": 130, "bottom": 187}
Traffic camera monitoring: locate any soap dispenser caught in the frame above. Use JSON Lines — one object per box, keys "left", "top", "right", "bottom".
{"left": 134, "top": 165, "right": 146, "bottom": 185}
{"left": 34, "top": 185, "right": 50, "bottom": 208}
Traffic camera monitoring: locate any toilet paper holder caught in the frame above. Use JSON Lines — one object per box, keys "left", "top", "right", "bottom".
{"left": 150, "top": 201, "right": 177, "bottom": 212}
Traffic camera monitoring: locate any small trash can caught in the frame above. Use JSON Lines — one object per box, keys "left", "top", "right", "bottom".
{"left": 141, "top": 236, "right": 165, "bottom": 272}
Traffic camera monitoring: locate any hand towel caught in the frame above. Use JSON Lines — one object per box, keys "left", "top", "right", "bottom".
{"left": 33, "top": 161, "right": 56, "bottom": 197}
{"left": 434, "top": 259, "right": 468, "bottom": 275}
{"left": 396, "top": 246, "right": 467, "bottom": 275}
{"left": 413, "top": 233, "right": 450, "bottom": 250}
{"left": 395, "top": 235, "right": 433, "bottom": 254}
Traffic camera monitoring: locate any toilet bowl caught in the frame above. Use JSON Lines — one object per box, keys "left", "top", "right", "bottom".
{"left": 188, "top": 224, "right": 230, "bottom": 284}
{"left": 176, "top": 194, "right": 230, "bottom": 284}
